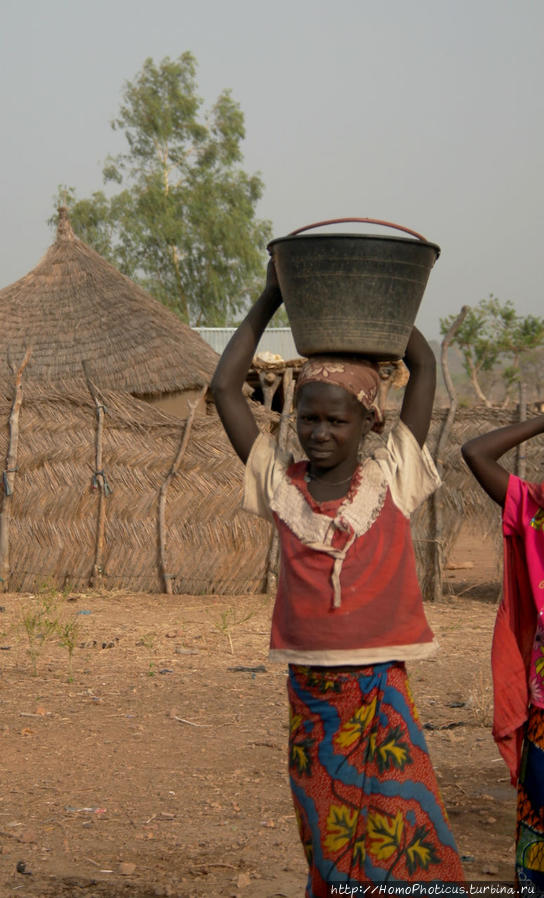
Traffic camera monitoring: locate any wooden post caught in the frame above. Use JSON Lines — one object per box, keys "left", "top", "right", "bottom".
{"left": 436, "top": 306, "right": 470, "bottom": 467}
{"left": 265, "top": 368, "right": 295, "bottom": 593}
{"left": 83, "top": 365, "right": 111, "bottom": 589}
{"left": 258, "top": 370, "right": 282, "bottom": 411}
{"left": 422, "top": 306, "right": 469, "bottom": 602}
{"left": 91, "top": 399, "right": 106, "bottom": 588}
{"left": 0, "top": 348, "right": 32, "bottom": 590}
{"left": 158, "top": 387, "right": 206, "bottom": 594}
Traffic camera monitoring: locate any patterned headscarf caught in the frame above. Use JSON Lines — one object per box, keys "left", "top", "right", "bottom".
{"left": 295, "top": 356, "right": 384, "bottom": 431}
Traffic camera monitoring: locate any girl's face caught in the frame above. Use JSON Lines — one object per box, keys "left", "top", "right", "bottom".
{"left": 296, "top": 382, "right": 375, "bottom": 472}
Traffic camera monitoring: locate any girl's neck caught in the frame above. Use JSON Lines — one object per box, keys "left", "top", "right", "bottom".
{"left": 305, "top": 463, "right": 359, "bottom": 503}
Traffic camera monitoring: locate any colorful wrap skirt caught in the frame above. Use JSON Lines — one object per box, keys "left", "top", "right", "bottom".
{"left": 516, "top": 705, "right": 544, "bottom": 888}
{"left": 287, "top": 661, "right": 464, "bottom": 896}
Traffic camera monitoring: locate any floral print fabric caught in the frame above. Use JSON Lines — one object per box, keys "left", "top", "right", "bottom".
{"left": 295, "top": 355, "right": 384, "bottom": 428}
{"left": 529, "top": 505, "right": 544, "bottom": 705}
{"left": 516, "top": 705, "right": 544, "bottom": 889}
{"left": 288, "top": 662, "right": 464, "bottom": 895}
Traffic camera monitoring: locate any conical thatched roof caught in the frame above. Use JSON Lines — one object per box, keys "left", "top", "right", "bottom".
{"left": 0, "top": 208, "right": 218, "bottom": 396}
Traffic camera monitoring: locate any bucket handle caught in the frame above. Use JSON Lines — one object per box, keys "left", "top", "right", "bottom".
{"left": 289, "top": 217, "right": 427, "bottom": 241}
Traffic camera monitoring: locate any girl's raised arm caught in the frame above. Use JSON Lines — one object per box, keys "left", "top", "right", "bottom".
{"left": 399, "top": 326, "right": 437, "bottom": 448}
{"left": 462, "top": 415, "right": 544, "bottom": 507}
{"left": 210, "top": 261, "right": 283, "bottom": 464}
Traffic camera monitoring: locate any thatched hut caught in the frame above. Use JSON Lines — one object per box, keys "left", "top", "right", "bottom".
{"left": 0, "top": 208, "right": 219, "bottom": 416}
{"left": 0, "top": 210, "right": 272, "bottom": 595}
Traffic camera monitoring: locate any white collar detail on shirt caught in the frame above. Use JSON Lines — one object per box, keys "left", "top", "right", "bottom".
{"left": 269, "top": 457, "right": 388, "bottom": 545}
{"left": 268, "top": 460, "right": 388, "bottom": 609}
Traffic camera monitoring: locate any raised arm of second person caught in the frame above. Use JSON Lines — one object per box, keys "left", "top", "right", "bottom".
{"left": 399, "top": 326, "right": 437, "bottom": 448}
{"left": 210, "top": 261, "right": 283, "bottom": 464}
{"left": 462, "top": 415, "right": 544, "bottom": 507}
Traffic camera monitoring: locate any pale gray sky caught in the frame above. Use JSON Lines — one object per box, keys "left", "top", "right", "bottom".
{"left": 2, "top": 0, "right": 543, "bottom": 337}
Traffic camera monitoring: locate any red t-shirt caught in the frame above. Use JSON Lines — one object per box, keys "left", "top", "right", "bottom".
{"left": 243, "top": 421, "right": 440, "bottom": 665}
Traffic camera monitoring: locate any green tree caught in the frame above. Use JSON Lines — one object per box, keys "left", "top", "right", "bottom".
{"left": 440, "top": 296, "right": 544, "bottom": 407}
{"left": 519, "top": 345, "right": 544, "bottom": 405}
{"left": 53, "top": 53, "right": 272, "bottom": 325}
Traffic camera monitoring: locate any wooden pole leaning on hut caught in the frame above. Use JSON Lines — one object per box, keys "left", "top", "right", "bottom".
{"left": 421, "top": 306, "right": 469, "bottom": 602}
{"left": 158, "top": 386, "right": 207, "bottom": 595}
{"left": 265, "top": 367, "right": 295, "bottom": 593}
{"left": 0, "top": 348, "right": 32, "bottom": 591}
{"left": 83, "top": 363, "right": 113, "bottom": 589}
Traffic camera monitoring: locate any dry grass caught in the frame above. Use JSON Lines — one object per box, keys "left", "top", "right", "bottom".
{"left": 468, "top": 669, "right": 494, "bottom": 727}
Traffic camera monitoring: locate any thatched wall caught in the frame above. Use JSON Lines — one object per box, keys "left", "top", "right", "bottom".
{"left": 0, "top": 387, "right": 271, "bottom": 595}
{"left": 412, "top": 406, "right": 544, "bottom": 593}
{"left": 1, "top": 376, "right": 540, "bottom": 598}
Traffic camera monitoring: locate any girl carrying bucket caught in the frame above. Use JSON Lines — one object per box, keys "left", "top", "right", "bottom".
{"left": 211, "top": 261, "right": 464, "bottom": 893}
{"left": 462, "top": 416, "right": 544, "bottom": 887}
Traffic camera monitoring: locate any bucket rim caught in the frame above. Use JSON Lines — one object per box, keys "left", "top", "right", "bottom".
{"left": 267, "top": 232, "right": 441, "bottom": 259}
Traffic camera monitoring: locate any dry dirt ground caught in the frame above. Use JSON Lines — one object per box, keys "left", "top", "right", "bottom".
{"left": 0, "top": 528, "right": 515, "bottom": 898}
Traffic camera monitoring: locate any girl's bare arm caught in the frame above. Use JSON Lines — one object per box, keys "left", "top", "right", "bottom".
{"left": 462, "top": 415, "right": 544, "bottom": 507}
{"left": 210, "top": 261, "right": 283, "bottom": 463}
{"left": 399, "top": 326, "right": 437, "bottom": 447}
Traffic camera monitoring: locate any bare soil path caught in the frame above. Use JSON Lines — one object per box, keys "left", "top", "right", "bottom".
{"left": 0, "top": 530, "right": 514, "bottom": 897}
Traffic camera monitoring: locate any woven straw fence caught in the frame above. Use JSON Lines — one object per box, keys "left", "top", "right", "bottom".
{"left": 412, "top": 406, "right": 544, "bottom": 594}
{"left": 1, "top": 375, "right": 541, "bottom": 598}
{"left": 0, "top": 386, "right": 271, "bottom": 595}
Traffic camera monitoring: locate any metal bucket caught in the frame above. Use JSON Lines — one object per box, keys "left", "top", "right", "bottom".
{"left": 267, "top": 218, "right": 440, "bottom": 360}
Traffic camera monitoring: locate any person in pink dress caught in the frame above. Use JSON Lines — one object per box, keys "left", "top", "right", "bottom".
{"left": 462, "top": 414, "right": 544, "bottom": 887}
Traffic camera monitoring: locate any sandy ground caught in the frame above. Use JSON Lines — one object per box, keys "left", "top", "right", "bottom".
{"left": 0, "top": 528, "right": 515, "bottom": 897}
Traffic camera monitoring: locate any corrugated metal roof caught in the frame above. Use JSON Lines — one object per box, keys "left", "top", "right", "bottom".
{"left": 194, "top": 327, "right": 301, "bottom": 360}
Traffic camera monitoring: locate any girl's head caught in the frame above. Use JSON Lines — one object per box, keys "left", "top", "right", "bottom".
{"left": 295, "top": 356, "right": 383, "bottom": 471}
{"left": 295, "top": 356, "right": 383, "bottom": 427}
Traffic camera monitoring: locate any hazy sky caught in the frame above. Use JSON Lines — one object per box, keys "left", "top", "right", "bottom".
{"left": 2, "top": 0, "right": 543, "bottom": 337}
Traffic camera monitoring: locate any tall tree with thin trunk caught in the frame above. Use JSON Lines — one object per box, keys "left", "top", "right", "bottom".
{"left": 52, "top": 53, "right": 272, "bottom": 326}
{"left": 440, "top": 295, "right": 544, "bottom": 407}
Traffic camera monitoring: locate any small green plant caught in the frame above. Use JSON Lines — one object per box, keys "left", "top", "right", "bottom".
{"left": 21, "top": 591, "right": 62, "bottom": 676}
{"left": 57, "top": 617, "right": 81, "bottom": 681}
{"left": 135, "top": 632, "right": 158, "bottom": 677}
{"left": 136, "top": 632, "right": 156, "bottom": 650}
{"left": 20, "top": 586, "right": 81, "bottom": 679}
{"left": 210, "top": 607, "right": 254, "bottom": 654}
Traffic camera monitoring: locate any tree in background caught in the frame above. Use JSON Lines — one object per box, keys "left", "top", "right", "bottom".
{"left": 519, "top": 345, "right": 544, "bottom": 406}
{"left": 440, "top": 296, "right": 544, "bottom": 407}
{"left": 52, "top": 53, "right": 272, "bottom": 325}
